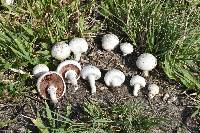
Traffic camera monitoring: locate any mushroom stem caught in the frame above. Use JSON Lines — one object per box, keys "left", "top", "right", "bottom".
{"left": 74, "top": 53, "right": 82, "bottom": 61}
{"left": 133, "top": 84, "right": 141, "bottom": 96}
{"left": 65, "top": 70, "right": 78, "bottom": 90}
{"left": 47, "top": 85, "right": 58, "bottom": 104}
{"left": 143, "top": 70, "right": 149, "bottom": 77}
{"left": 88, "top": 75, "right": 96, "bottom": 94}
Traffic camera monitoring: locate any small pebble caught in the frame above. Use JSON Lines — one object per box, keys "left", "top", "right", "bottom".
{"left": 163, "top": 93, "right": 170, "bottom": 101}
{"left": 167, "top": 96, "right": 177, "bottom": 104}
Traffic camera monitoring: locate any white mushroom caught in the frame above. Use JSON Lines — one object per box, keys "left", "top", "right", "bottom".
{"left": 33, "top": 64, "right": 49, "bottom": 78}
{"left": 104, "top": 69, "right": 125, "bottom": 87}
{"left": 81, "top": 65, "right": 101, "bottom": 94}
{"left": 136, "top": 53, "right": 157, "bottom": 77}
{"left": 51, "top": 41, "right": 71, "bottom": 61}
{"left": 130, "top": 75, "right": 146, "bottom": 96}
{"left": 148, "top": 84, "right": 159, "bottom": 99}
{"left": 120, "top": 42, "right": 133, "bottom": 56}
{"left": 102, "top": 34, "right": 119, "bottom": 51}
{"left": 57, "top": 60, "right": 81, "bottom": 91}
{"left": 69, "top": 37, "right": 88, "bottom": 61}
{"left": 3, "top": 0, "right": 14, "bottom": 5}
{"left": 37, "top": 71, "right": 66, "bottom": 105}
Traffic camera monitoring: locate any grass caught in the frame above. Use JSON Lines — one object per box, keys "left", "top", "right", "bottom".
{"left": 31, "top": 100, "right": 164, "bottom": 132}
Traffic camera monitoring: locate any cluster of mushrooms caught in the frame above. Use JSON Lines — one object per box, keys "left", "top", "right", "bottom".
{"left": 33, "top": 34, "right": 159, "bottom": 105}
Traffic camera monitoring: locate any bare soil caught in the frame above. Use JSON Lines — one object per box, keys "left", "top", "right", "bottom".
{"left": 0, "top": 36, "right": 200, "bottom": 133}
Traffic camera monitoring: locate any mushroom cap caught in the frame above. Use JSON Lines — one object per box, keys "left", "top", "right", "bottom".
{"left": 33, "top": 64, "right": 49, "bottom": 78}
{"left": 102, "top": 34, "right": 119, "bottom": 51}
{"left": 81, "top": 65, "right": 101, "bottom": 80}
{"left": 69, "top": 37, "right": 88, "bottom": 54}
{"left": 4, "top": 0, "right": 14, "bottom": 5}
{"left": 148, "top": 84, "right": 159, "bottom": 94}
{"left": 104, "top": 69, "right": 125, "bottom": 87}
{"left": 51, "top": 41, "right": 71, "bottom": 60}
{"left": 130, "top": 75, "right": 146, "bottom": 87}
{"left": 120, "top": 42, "right": 133, "bottom": 55}
{"left": 37, "top": 71, "right": 66, "bottom": 99}
{"left": 56, "top": 60, "right": 82, "bottom": 82}
{"left": 136, "top": 53, "right": 157, "bottom": 71}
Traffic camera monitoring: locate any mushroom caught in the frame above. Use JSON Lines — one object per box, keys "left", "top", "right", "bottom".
{"left": 69, "top": 37, "right": 88, "bottom": 61}
{"left": 33, "top": 64, "right": 49, "bottom": 78}
{"left": 148, "top": 84, "right": 159, "bottom": 99}
{"left": 37, "top": 71, "right": 66, "bottom": 105}
{"left": 3, "top": 0, "right": 14, "bottom": 5}
{"left": 104, "top": 69, "right": 125, "bottom": 87}
{"left": 102, "top": 34, "right": 119, "bottom": 51}
{"left": 81, "top": 65, "right": 101, "bottom": 94}
{"left": 136, "top": 53, "right": 157, "bottom": 77}
{"left": 57, "top": 60, "right": 81, "bottom": 91}
{"left": 120, "top": 42, "right": 133, "bottom": 56}
{"left": 51, "top": 41, "right": 71, "bottom": 61}
{"left": 130, "top": 75, "right": 146, "bottom": 96}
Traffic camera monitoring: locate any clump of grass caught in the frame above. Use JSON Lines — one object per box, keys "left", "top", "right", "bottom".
{"left": 31, "top": 100, "right": 164, "bottom": 132}
{"left": 99, "top": 0, "right": 200, "bottom": 90}
{"left": 82, "top": 100, "right": 164, "bottom": 132}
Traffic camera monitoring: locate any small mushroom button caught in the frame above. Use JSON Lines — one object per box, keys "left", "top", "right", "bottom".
{"left": 104, "top": 69, "right": 125, "bottom": 87}
{"left": 102, "top": 34, "right": 119, "bottom": 51}
{"left": 120, "top": 43, "right": 133, "bottom": 56}
{"left": 148, "top": 84, "right": 159, "bottom": 99}
{"left": 81, "top": 65, "right": 101, "bottom": 94}
{"left": 57, "top": 60, "right": 81, "bottom": 91}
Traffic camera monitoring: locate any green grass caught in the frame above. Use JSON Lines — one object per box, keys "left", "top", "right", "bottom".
{"left": 31, "top": 100, "right": 164, "bottom": 132}
{"left": 99, "top": 0, "right": 200, "bottom": 90}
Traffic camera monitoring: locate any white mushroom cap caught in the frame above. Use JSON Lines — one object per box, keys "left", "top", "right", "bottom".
{"left": 4, "top": 0, "right": 14, "bottom": 5}
{"left": 51, "top": 41, "right": 71, "bottom": 61}
{"left": 130, "top": 75, "right": 146, "bottom": 87}
{"left": 136, "top": 53, "right": 157, "bottom": 76}
{"left": 102, "top": 34, "right": 119, "bottom": 51}
{"left": 120, "top": 43, "right": 133, "bottom": 56}
{"left": 104, "top": 69, "right": 125, "bottom": 87}
{"left": 33, "top": 64, "right": 49, "bottom": 78}
{"left": 148, "top": 84, "right": 159, "bottom": 99}
{"left": 81, "top": 65, "right": 101, "bottom": 80}
{"left": 69, "top": 38, "right": 88, "bottom": 61}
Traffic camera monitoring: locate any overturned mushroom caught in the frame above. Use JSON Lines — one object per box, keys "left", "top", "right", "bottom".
{"left": 57, "top": 60, "right": 81, "bottom": 91}
{"left": 81, "top": 65, "right": 101, "bottom": 94}
{"left": 104, "top": 69, "right": 125, "bottom": 87}
{"left": 148, "top": 84, "right": 159, "bottom": 99}
{"left": 33, "top": 64, "right": 49, "bottom": 78}
{"left": 69, "top": 38, "right": 88, "bottom": 61}
{"left": 37, "top": 71, "right": 66, "bottom": 105}
{"left": 102, "top": 34, "right": 119, "bottom": 51}
{"left": 136, "top": 53, "right": 157, "bottom": 77}
{"left": 130, "top": 75, "right": 146, "bottom": 96}
{"left": 51, "top": 41, "right": 71, "bottom": 61}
